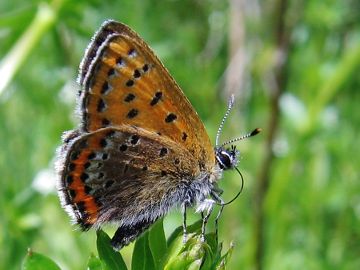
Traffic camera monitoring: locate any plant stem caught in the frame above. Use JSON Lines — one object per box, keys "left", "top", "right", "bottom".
{"left": 0, "top": 1, "right": 63, "bottom": 97}
{"left": 254, "top": 0, "right": 290, "bottom": 269}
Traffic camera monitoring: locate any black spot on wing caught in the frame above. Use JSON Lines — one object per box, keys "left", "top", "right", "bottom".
{"left": 165, "top": 113, "right": 177, "bottom": 123}
{"left": 150, "top": 92, "right": 162, "bottom": 106}
{"left": 124, "top": 93, "right": 135, "bottom": 102}
{"left": 159, "top": 147, "right": 168, "bottom": 157}
{"left": 127, "top": 109, "right": 138, "bottom": 118}
{"left": 126, "top": 79, "right": 134, "bottom": 87}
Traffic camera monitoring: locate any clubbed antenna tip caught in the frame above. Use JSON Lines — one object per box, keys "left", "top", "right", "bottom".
{"left": 250, "top": 128, "right": 262, "bottom": 137}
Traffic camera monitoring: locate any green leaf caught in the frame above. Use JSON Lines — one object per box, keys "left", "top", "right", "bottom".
{"left": 166, "top": 225, "right": 183, "bottom": 248}
{"left": 148, "top": 219, "right": 167, "bottom": 270}
{"left": 87, "top": 254, "right": 103, "bottom": 270}
{"left": 144, "top": 233, "right": 156, "bottom": 270}
{"left": 215, "top": 242, "right": 234, "bottom": 270}
{"left": 187, "top": 259, "right": 202, "bottom": 270}
{"left": 210, "top": 242, "right": 223, "bottom": 270}
{"left": 22, "top": 249, "right": 61, "bottom": 270}
{"left": 131, "top": 231, "right": 155, "bottom": 270}
{"left": 96, "top": 230, "right": 127, "bottom": 270}
{"left": 204, "top": 233, "right": 218, "bottom": 256}
{"left": 164, "top": 251, "right": 193, "bottom": 270}
{"left": 163, "top": 222, "right": 231, "bottom": 270}
{"left": 187, "top": 220, "right": 203, "bottom": 234}
{"left": 163, "top": 232, "right": 188, "bottom": 269}
{"left": 167, "top": 219, "right": 202, "bottom": 247}
{"left": 164, "top": 220, "right": 206, "bottom": 269}
{"left": 164, "top": 233, "right": 207, "bottom": 270}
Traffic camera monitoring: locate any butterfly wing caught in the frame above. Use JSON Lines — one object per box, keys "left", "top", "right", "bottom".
{"left": 78, "top": 20, "right": 215, "bottom": 171}
{"left": 57, "top": 125, "right": 211, "bottom": 248}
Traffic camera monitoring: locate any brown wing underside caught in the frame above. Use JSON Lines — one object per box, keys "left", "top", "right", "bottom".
{"left": 78, "top": 20, "right": 215, "bottom": 171}
{"left": 58, "top": 125, "right": 200, "bottom": 228}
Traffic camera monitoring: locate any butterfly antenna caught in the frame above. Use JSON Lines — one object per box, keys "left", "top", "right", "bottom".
{"left": 217, "top": 167, "right": 244, "bottom": 206}
{"left": 221, "top": 128, "right": 261, "bottom": 147}
{"left": 215, "top": 94, "right": 235, "bottom": 147}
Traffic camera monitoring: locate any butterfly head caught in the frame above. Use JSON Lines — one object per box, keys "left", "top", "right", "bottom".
{"left": 215, "top": 145, "right": 239, "bottom": 170}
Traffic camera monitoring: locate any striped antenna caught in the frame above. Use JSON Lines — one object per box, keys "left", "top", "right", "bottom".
{"left": 215, "top": 95, "right": 235, "bottom": 147}
{"left": 221, "top": 128, "right": 261, "bottom": 147}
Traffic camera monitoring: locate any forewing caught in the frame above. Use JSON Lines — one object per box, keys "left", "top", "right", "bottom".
{"left": 57, "top": 125, "right": 200, "bottom": 229}
{"left": 78, "top": 20, "right": 215, "bottom": 170}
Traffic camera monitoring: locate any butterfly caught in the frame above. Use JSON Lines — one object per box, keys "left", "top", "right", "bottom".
{"left": 56, "top": 20, "right": 260, "bottom": 250}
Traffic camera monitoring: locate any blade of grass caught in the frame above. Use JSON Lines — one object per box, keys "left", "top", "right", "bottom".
{"left": 0, "top": 1, "right": 63, "bottom": 96}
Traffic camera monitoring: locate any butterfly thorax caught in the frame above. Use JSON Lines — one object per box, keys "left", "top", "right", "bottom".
{"left": 215, "top": 145, "right": 239, "bottom": 170}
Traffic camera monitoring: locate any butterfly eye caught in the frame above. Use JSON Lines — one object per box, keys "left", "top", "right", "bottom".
{"left": 216, "top": 149, "right": 237, "bottom": 170}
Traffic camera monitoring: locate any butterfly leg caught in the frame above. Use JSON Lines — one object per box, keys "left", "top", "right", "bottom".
{"left": 197, "top": 199, "right": 215, "bottom": 242}
{"left": 182, "top": 203, "right": 188, "bottom": 243}
{"left": 210, "top": 190, "right": 225, "bottom": 243}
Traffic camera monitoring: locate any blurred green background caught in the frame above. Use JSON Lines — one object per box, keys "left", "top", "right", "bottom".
{"left": 1, "top": 0, "right": 359, "bottom": 269}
